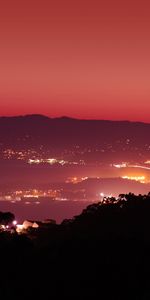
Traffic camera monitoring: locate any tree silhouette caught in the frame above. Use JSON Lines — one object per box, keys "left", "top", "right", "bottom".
{"left": 0, "top": 212, "right": 15, "bottom": 226}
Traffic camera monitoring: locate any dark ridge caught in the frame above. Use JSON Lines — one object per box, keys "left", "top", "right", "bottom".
{"left": 0, "top": 114, "right": 149, "bottom": 150}
{"left": 0, "top": 114, "right": 149, "bottom": 125}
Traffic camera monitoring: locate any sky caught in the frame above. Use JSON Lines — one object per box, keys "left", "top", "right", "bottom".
{"left": 0, "top": 0, "right": 150, "bottom": 122}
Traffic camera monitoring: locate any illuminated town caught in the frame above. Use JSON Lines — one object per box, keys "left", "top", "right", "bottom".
{"left": 0, "top": 117, "right": 150, "bottom": 223}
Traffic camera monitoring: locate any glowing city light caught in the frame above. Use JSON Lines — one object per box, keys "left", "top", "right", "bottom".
{"left": 113, "top": 162, "right": 150, "bottom": 172}
{"left": 28, "top": 158, "right": 80, "bottom": 166}
{"left": 66, "top": 176, "right": 88, "bottom": 184}
{"left": 100, "top": 192, "right": 104, "bottom": 197}
{"left": 13, "top": 220, "right": 17, "bottom": 226}
{"left": 113, "top": 163, "right": 127, "bottom": 168}
{"left": 122, "top": 175, "right": 145, "bottom": 183}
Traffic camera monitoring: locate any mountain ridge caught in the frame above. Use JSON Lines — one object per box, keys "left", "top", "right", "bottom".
{"left": 0, "top": 114, "right": 149, "bottom": 150}
{"left": 0, "top": 114, "right": 149, "bottom": 125}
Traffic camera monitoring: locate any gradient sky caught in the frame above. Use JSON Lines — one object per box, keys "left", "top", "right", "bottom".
{"left": 0, "top": 0, "right": 150, "bottom": 121}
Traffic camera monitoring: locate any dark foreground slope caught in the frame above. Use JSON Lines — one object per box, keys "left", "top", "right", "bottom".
{"left": 1, "top": 193, "right": 150, "bottom": 299}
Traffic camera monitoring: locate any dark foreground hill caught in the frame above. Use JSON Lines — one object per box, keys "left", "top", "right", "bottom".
{"left": 1, "top": 193, "right": 150, "bottom": 299}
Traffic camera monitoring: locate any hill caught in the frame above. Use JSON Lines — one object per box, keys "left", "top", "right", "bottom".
{"left": 0, "top": 193, "right": 150, "bottom": 299}
{"left": 0, "top": 114, "right": 150, "bottom": 149}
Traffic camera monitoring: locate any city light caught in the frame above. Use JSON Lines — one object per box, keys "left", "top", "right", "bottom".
{"left": 13, "top": 220, "right": 17, "bottom": 226}
{"left": 28, "top": 158, "right": 68, "bottom": 165}
{"left": 113, "top": 163, "right": 128, "bottom": 168}
{"left": 100, "top": 192, "right": 104, "bottom": 197}
{"left": 122, "top": 175, "right": 145, "bottom": 183}
{"left": 113, "top": 162, "right": 150, "bottom": 171}
{"left": 66, "top": 176, "right": 88, "bottom": 184}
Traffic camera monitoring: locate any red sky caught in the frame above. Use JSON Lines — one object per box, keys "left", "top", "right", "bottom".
{"left": 0, "top": 0, "right": 150, "bottom": 122}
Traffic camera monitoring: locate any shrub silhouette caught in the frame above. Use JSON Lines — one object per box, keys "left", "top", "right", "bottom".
{"left": 1, "top": 193, "right": 150, "bottom": 299}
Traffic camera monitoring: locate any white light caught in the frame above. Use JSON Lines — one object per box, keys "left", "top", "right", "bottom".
{"left": 13, "top": 220, "right": 17, "bottom": 226}
{"left": 113, "top": 163, "right": 127, "bottom": 168}
{"left": 100, "top": 193, "right": 104, "bottom": 197}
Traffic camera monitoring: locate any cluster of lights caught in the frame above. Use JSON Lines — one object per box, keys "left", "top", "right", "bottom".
{"left": 0, "top": 220, "right": 17, "bottom": 231}
{"left": 113, "top": 162, "right": 150, "bottom": 171}
{"left": 0, "top": 189, "right": 61, "bottom": 202}
{"left": 28, "top": 158, "right": 85, "bottom": 166}
{"left": 28, "top": 158, "right": 67, "bottom": 165}
{"left": 66, "top": 176, "right": 88, "bottom": 184}
{"left": 2, "top": 148, "right": 38, "bottom": 160}
{"left": 113, "top": 163, "right": 128, "bottom": 168}
{"left": 122, "top": 175, "right": 145, "bottom": 183}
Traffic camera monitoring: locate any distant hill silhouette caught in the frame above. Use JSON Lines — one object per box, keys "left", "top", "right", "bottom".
{"left": 0, "top": 114, "right": 150, "bottom": 148}
{"left": 66, "top": 177, "right": 150, "bottom": 196}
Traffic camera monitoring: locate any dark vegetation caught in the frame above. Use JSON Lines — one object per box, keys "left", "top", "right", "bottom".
{"left": 1, "top": 193, "right": 150, "bottom": 299}
{"left": 0, "top": 211, "right": 15, "bottom": 225}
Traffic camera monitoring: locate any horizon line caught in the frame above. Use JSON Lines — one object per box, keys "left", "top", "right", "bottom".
{"left": 0, "top": 113, "right": 149, "bottom": 124}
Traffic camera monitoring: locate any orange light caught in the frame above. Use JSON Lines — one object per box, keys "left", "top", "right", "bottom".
{"left": 122, "top": 175, "right": 145, "bottom": 183}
